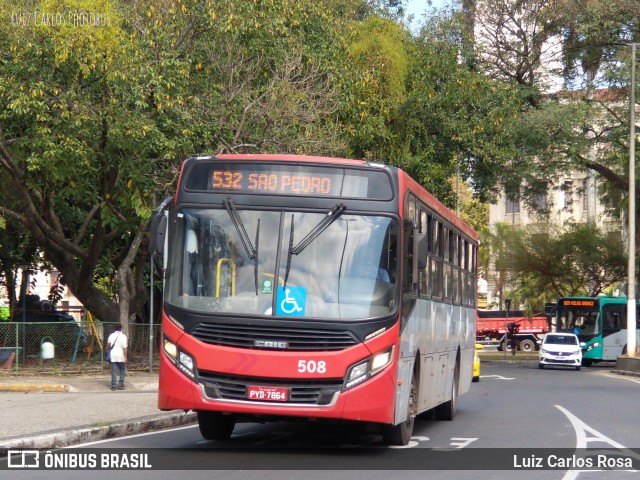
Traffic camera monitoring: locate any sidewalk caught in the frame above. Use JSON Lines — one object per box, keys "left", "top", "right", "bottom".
{"left": 0, "top": 371, "right": 196, "bottom": 452}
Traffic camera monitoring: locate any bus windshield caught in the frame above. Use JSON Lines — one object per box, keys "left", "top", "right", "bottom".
{"left": 557, "top": 306, "right": 600, "bottom": 337}
{"left": 165, "top": 207, "right": 398, "bottom": 320}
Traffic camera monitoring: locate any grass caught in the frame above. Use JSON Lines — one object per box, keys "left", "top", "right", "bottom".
{"left": 478, "top": 349, "right": 539, "bottom": 362}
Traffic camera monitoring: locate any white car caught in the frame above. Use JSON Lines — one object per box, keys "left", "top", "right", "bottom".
{"left": 538, "top": 333, "right": 582, "bottom": 371}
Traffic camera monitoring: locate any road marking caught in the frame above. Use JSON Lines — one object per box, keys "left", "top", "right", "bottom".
{"left": 481, "top": 375, "right": 515, "bottom": 380}
{"left": 555, "top": 405, "right": 640, "bottom": 480}
{"left": 603, "top": 373, "right": 640, "bottom": 385}
{"left": 449, "top": 437, "right": 478, "bottom": 449}
{"left": 433, "top": 437, "right": 479, "bottom": 451}
{"left": 388, "top": 436, "right": 430, "bottom": 449}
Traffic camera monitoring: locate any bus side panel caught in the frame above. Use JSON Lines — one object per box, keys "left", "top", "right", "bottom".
{"left": 458, "top": 307, "right": 475, "bottom": 395}
{"left": 400, "top": 300, "right": 474, "bottom": 420}
{"left": 434, "top": 302, "right": 448, "bottom": 353}
{"left": 603, "top": 330, "right": 627, "bottom": 360}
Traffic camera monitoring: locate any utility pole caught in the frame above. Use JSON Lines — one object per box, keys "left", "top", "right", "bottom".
{"left": 627, "top": 43, "right": 637, "bottom": 358}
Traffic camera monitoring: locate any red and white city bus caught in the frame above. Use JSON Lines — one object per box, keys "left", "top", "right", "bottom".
{"left": 151, "top": 154, "right": 478, "bottom": 445}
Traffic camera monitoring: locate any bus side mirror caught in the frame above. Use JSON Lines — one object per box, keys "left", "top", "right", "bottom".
{"left": 149, "top": 196, "right": 173, "bottom": 255}
{"left": 150, "top": 215, "right": 168, "bottom": 255}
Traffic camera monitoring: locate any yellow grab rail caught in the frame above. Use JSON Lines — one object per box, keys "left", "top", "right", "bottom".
{"left": 216, "top": 258, "right": 236, "bottom": 297}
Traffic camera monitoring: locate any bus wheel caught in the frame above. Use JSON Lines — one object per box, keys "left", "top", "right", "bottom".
{"left": 519, "top": 339, "right": 536, "bottom": 352}
{"left": 197, "top": 411, "right": 236, "bottom": 441}
{"left": 382, "top": 371, "right": 417, "bottom": 446}
{"left": 435, "top": 365, "right": 458, "bottom": 421}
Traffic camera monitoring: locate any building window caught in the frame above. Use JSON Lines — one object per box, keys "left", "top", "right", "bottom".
{"left": 562, "top": 181, "right": 573, "bottom": 212}
{"left": 533, "top": 192, "right": 548, "bottom": 212}
{"left": 505, "top": 195, "right": 520, "bottom": 214}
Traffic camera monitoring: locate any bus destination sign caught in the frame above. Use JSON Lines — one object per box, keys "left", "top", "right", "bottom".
{"left": 184, "top": 162, "right": 393, "bottom": 199}
{"left": 562, "top": 299, "right": 596, "bottom": 307}
{"left": 211, "top": 170, "right": 333, "bottom": 195}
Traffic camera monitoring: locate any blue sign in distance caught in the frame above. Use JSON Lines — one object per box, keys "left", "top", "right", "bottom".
{"left": 276, "top": 286, "right": 307, "bottom": 316}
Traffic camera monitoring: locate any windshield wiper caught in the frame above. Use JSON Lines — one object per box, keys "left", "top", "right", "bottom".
{"left": 291, "top": 204, "right": 346, "bottom": 255}
{"left": 283, "top": 204, "right": 346, "bottom": 286}
{"left": 284, "top": 215, "right": 294, "bottom": 286}
{"left": 223, "top": 199, "right": 259, "bottom": 295}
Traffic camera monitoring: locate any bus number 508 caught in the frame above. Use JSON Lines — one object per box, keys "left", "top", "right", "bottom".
{"left": 297, "top": 360, "right": 327, "bottom": 374}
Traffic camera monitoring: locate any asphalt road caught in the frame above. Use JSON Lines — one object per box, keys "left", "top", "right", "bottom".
{"left": 5, "top": 360, "right": 640, "bottom": 480}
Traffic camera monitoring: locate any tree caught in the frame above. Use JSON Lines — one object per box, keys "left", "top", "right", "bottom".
{"left": 471, "top": 0, "right": 560, "bottom": 104}
{"left": 0, "top": 0, "right": 357, "bottom": 331}
{"left": 0, "top": 0, "right": 198, "bottom": 330}
{"left": 465, "top": 0, "right": 640, "bottom": 216}
{"left": 490, "top": 222, "right": 627, "bottom": 306}
{"left": 341, "top": 16, "right": 411, "bottom": 160}
{"left": 395, "top": 12, "right": 523, "bottom": 206}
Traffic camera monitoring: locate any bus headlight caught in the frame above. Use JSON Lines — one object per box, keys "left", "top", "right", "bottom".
{"left": 585, "top": 342, "right": 600, "bottom": 352}
{"left": 371, "top": 350, "right": 392, "bottom": 373}
{"left": 163, "top": 336, "right": 197, "bottom": 380}
{"left": 178, "top": 351, "right": 196, "bottom": 379}
{"left": 344, "top": 347, "right": 393, "bottom": 390}
{"left": 163, "top": 338, "right": 178, "bottom": 360}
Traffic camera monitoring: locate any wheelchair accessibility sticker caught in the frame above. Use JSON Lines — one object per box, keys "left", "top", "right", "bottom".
{"left": 276, "top": 286, "right": 307, "bottom": 316}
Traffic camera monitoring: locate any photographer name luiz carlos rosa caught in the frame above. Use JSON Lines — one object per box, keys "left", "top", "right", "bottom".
{"left": 513, "top": 453, "right": 635, "bottom": 469}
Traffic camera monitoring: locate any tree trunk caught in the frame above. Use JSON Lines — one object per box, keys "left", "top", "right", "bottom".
{"left": 116, "top": 229, "right": 145, "bottom": 335}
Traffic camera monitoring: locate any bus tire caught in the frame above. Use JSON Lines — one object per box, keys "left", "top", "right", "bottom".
{"left": 435, "top": 365, "right": 458, "bottom": 421}
{"left": 382, "top": 370, "right": 417, "bottom": 446}
{"left": 519, "top": 339, "right": 536, "bottom": 352}
{"left": 197, "top": 411, "right": 236, "bottom": 441}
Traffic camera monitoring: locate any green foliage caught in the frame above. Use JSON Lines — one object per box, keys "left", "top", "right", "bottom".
{"left": 395, "top": 15, "right": 523, "bottom": 207}
{"left": 490, "top": 222, "right": 627, "bottom": 303}
{"left": 341, "top": 16, "right": 410, "bottom": 158}
{"left": 5, "top": 0, "right": 605, "bottom": 325}
{"left": 0, "top": 0, "right": 361, "bottom": 323}
{"left": 339, "top": 12, "right": 524, "bottom": 209}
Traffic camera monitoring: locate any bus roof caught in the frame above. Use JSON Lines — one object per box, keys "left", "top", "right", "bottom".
{"left": 213, "top": 154, "right": 368, "bottom": 166}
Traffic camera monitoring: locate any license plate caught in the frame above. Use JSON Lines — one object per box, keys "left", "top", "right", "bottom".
{"left": 247, "top": 385, "right": 288, "bottom": 402}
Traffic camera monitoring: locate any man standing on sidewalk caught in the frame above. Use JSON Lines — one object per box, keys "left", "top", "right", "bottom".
{"left": 107, "top": 323, "right": 128, "bottom": 391}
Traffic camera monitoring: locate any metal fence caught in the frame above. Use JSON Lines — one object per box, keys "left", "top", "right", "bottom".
{"left": 0, "top": 321, "right": 161, "bottom": 374}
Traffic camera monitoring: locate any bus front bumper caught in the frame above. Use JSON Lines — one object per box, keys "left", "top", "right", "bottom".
{"left": 157, "top": 352, "right": 396, "bottom": 424}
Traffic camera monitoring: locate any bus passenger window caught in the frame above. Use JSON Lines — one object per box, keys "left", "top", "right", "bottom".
{"left": 604, "top": 312, "right": 621, "bottom": 331}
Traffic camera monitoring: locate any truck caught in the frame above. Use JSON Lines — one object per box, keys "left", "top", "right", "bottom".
{"left": 476, "top": 310, "right": 549, "bottom": 352}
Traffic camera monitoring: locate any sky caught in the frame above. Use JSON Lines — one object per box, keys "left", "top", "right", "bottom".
{"left": 403, "top": 0, "right": 455, "bottom": 31}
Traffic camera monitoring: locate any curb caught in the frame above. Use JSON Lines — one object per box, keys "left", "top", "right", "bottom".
{"left": 0, "top": 411, "right": 197, "bottom": 454}
{"left": 0, "top": 383, "right": 70, "bottom": 393}
{"left": 611, "top": 369, "right": 640, "bottom": 378}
